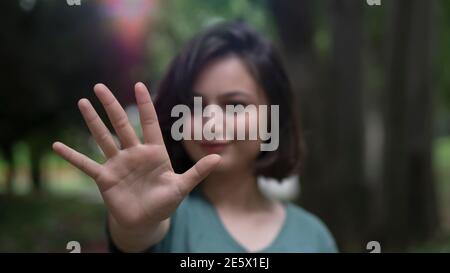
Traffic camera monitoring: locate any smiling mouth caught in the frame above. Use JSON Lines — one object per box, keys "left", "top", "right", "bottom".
{"left": 199, "top": 141, "right": 231, "bottom": 153}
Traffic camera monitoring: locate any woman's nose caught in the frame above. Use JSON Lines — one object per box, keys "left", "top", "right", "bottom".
{"left": 202, "top": 104, "right": 228, "bottom": 140}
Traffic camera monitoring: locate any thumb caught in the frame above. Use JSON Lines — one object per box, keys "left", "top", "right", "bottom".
{"left": 179, "top": 154, "right": 221, "bottom": 194}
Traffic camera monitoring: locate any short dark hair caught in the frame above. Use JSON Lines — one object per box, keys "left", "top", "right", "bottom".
{"left": 154, "top": 21, "right": 303, "bottom": 180}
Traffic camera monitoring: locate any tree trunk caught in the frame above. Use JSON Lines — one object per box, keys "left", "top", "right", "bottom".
{"left": 270, "top": 0, "right": 368, "bottom": 251}
{"left": 381, "top": 0, "right": 439, "bottom": 249}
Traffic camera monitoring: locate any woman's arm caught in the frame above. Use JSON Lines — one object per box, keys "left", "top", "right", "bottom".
{"left": 108, "top": 214, "right": 170, "bottom": 252}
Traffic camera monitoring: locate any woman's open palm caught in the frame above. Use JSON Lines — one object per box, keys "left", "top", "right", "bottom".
{"left": 52, "top": 82, "right": 220, "bottom": 229}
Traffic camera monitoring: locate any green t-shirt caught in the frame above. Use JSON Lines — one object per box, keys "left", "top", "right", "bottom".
{"left": 145, "top": 188, "right": 338, "bottom": 253}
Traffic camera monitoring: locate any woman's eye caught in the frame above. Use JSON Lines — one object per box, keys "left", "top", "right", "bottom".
{"left": 226, "top": 102, "right": 248, "bottom": 107}
{"left": 187, "top": 96, "right": 207, "bottom": 109}
{"left": 223, "top": 102, "right": 251, "bottom": 115}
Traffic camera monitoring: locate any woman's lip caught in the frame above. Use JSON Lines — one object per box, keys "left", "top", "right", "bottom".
{"left": 199, "top": 142, "right": 231, "bottom": 153}
{"left": 199, "top": 141, "right": 231, "bottom": 145}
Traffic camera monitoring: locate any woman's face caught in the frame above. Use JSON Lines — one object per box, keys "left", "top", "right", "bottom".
{"left": 182, "top": 56, "right": 269, "bottom": 174}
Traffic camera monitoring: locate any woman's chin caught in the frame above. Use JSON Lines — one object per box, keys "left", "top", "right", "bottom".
{"left": 210, "top": 157, "right": 236, "bottom": 173}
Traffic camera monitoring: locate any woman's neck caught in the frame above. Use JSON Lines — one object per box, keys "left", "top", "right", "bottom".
{"left": 200, "top": 169, "right": 273, "bottom": 211}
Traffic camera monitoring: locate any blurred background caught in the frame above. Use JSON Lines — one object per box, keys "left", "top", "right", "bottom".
{"left": 0, "top": 0, "right": 449, "bottom": 253}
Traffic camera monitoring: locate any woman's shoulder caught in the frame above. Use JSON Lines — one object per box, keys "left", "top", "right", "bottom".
{"left": 284, "top": 202, "right": 339, "bottom": 252}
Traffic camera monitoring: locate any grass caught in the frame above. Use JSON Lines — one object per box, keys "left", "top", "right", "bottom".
{"left": 407, "top": 136, "right": 450, "bottom": 252}
{"left": 0, "top": 194, "right": 107, "bottom": 252}
{"left": 434, "top": 137, "right": 450, "bottom": 231}
{"left": 408, "top": 235, "right": 450, "bottom": 253}
{"left": 0, "top": 142, "right": 106, "bottom": 252}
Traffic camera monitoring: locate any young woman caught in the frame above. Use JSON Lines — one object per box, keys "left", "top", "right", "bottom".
{"left": 52, "top": 21, "right": 338, "bottom": 253}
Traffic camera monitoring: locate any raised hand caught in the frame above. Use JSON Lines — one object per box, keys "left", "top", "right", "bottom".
{"left": 52, "top": 82, "right": 220, "bottom": 229}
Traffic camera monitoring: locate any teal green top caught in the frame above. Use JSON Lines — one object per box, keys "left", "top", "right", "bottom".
{"left": 148, "top": 188, "right": 338, "bottom": 253}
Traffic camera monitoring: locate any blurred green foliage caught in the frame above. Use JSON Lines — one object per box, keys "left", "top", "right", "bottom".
{"left": 1, "top": 0, "right": 450, "bottom": 253}
{"left": 148, "top": 0, "right": 275, "bottom": 83}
